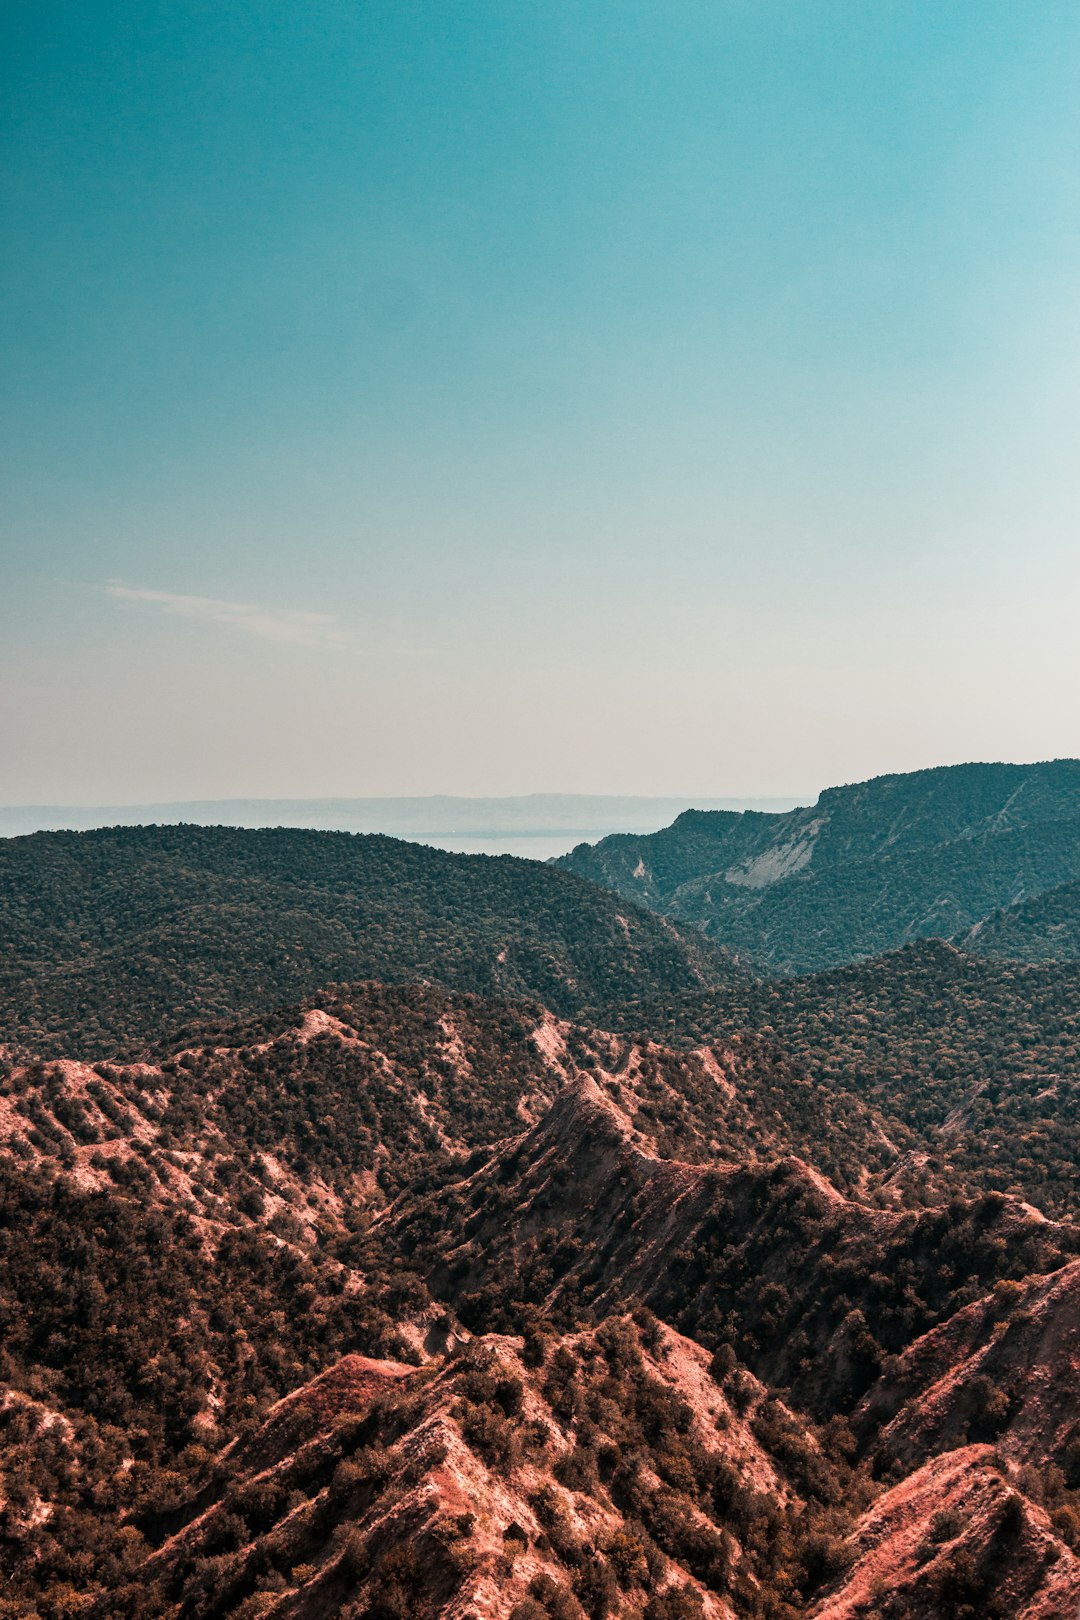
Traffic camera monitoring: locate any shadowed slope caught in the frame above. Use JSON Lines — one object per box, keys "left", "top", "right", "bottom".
{"left": 392, "top": 1076, "right": 1080, "bottom": 1416}
{"left": 859, "top": 1259, "right": 1080, "bottom": 1479}
{"left": 963, "top": 876, "right": 1080, "bottom": 963}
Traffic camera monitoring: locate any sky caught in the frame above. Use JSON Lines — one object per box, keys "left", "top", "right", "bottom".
{"left": 2, "top": 1, "right": 1079, "bottom": 803}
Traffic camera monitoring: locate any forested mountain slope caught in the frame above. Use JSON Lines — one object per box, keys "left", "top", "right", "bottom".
{"left": 962, "top": 876, "right": 1080, "bottom": 963}
{"left": 0, "top": 824, "right": 739, "bottom": 1059}
{"left": 603, "top": 939, "right": 1080, "bottom": 1220}
{"left": 557, "top": 760, "right": 1080, "bottom": 973}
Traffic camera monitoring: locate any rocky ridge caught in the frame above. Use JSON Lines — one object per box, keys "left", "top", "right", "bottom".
{"left": 3, "top": 979, "right": 1080, "bottom": 1617}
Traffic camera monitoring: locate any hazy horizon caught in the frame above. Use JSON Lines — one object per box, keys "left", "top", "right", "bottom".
{"left": 0, "top": 790, "right": 809, "bottom": 860}
{"left": 4, "top": 762, "right": 1072, "bottom": 856}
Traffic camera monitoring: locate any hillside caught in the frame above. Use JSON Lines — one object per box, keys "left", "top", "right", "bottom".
{"left": 962, "top": 877, "right": 1080, "bottom": 963}
{"left": 556, "top": 760, "right": 1080, "bottom": 973}
{"left": 395, "top": 1075, "right": 1078, "bottom": 1415}
{"left": 5, "top": 990, "right": 1080, "bottom": 1619}
{"left": 121, "top": 1321, "right": 855, "bottom": 1620}
{"left": 0, "top": 824, "right": 739, "bottom": 1060}
{"left": 0, "top": 979, "right": 891, "bottom": 1534}
{"left": 602, "top": 939, "right": 1080, "bottom": 1220}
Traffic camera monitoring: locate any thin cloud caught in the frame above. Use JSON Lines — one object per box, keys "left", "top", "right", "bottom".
{"left": 106, "top": 582, "right": 349, "bottom": 648}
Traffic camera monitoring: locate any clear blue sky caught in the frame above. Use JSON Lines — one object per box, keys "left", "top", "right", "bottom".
{"left": 3, "top": 2, "right": 1079, "bottom": 801}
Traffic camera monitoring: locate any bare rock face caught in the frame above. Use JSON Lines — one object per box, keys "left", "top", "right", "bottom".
{"left": 812, "top": 1446, "right": 1080, "bottom": 1620}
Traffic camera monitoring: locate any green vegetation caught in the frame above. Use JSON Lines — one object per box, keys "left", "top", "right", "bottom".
{"left": 962, "top": 877, "right": 1080, "bottom": 962}
{"left": 558, "top": 760, "right": 1080, "bottom": 972}
{"left": 0, "top": 824, "right": 738, "bottom": 1059}
{"left": 610, "top": 940, "right": 1080, "bottom": 1218}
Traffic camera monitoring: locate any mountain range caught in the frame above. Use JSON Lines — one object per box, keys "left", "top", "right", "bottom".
{"left": 4, "top": 759, "right": 1080, "bottom": 1619}
{"left": 557, "top": 760, "right": 1080, "bottom": 973}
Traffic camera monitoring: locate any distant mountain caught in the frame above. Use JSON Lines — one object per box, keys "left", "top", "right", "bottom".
{"left": 557, "top": 760, "right": 1080, "bottom": 973}
{"left": 962, "top": 876, "right": 1080, "bottom": 963}
{"left": 0, "top": 823, "right": 740, "bottom": 1059}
